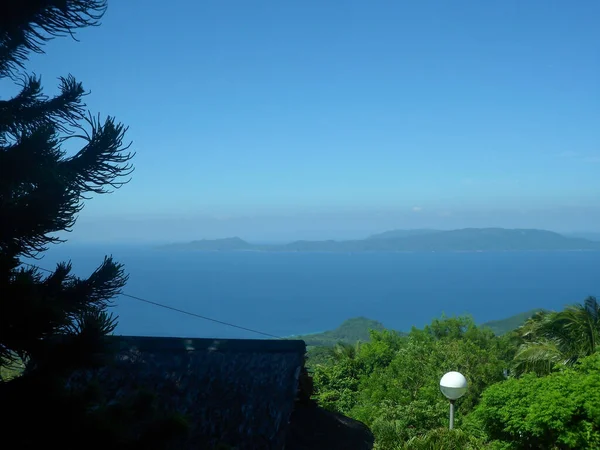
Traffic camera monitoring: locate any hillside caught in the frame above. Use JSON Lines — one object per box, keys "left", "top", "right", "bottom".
{"left": 160, "top": 228, "right": 600, "bottom": 252}
{"left": 289, "top": 317, "right": 387, "bottom": 347}
{"left": 566, "top": 232, "right": 600, "bottom": 242}
{"left": 481, "top": 308, "right": 545, "bottom": 335}
{"left": 295, "top": 310, "right": 542, "bottom": 349}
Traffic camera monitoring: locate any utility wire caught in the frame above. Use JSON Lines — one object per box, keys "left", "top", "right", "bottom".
{"left": 19, "top": 261, "right": 283, "bottom": 340}
{"left": 119, "top": 292, "right": 283, "bottom": 339}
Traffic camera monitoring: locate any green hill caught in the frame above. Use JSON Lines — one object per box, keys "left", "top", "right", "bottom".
{"left": 293, "top": 311, "right": 548, "bottom": 367}
{"left": 289, "top": 317, "right": 387, "bottom": 346}
{"left": 481, "top": 309, "right": 545, "bottom": 335}
{"left": 294, "top": 309, "right": 544, "bottom": 349}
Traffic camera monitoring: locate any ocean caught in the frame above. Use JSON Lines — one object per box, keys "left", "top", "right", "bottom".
{"left": 27, "top": 244, "right": 600, "bottom": 339}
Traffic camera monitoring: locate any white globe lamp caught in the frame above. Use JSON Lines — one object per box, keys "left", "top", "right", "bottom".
{"left": 440, "top": 371, "right": 468, "bottom": 429}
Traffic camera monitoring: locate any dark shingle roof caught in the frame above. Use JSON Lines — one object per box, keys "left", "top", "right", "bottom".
{"left": 66, "top": 336, "right": 306, "bottom": 449}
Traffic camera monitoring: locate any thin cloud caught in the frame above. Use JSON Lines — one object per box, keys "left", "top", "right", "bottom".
{"left": 556, "top": 151, "right": 579, "bottom": 158}
{"left": 582, "top": 156, "right": 600, "bottom": 163}
{"left": 412, "top": 206, "right": 423, "bottom": 212}
{"left": 554, "top": 151, "right": 600, "bottom": 163}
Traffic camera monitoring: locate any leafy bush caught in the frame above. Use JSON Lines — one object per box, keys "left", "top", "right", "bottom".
{"left": 469, "top": 353, "right": 600, "bottom": 449}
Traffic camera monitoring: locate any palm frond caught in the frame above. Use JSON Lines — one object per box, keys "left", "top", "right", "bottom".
{"left": 513, "top": 339, "right": 564, "bottom": 376}
{"left": 512, "top": 297, "right": 600, "bottom": 376}
{"left": 330, "top": 342, "right": 359, "bottom": 361}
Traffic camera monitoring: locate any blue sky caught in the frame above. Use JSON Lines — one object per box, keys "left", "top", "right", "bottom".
{"left": 8, "top": 0, "right": 600, "bottom": 240}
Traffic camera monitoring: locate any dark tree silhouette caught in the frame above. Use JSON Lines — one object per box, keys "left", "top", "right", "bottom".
{"left": 0, "top": 2, "right": 170, "bottom": 448}
{"left": 0, "top": 0, "right": 131, "bottom": 377}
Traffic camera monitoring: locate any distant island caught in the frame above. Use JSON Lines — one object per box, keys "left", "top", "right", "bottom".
{"left": 159, "top": 228, "right": 600, "bottom": 252}
{"left": 566, "top": 231, "right": 600, "bottom": 242}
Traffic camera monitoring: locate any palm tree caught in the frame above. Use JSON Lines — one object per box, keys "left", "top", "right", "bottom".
{"left": 557, "top": 296, "right": 599, "bottom": 356}
{"left": 513, "top": 297, "right": 599, "bottom": 375}
{"left": 329, "top": 341, "right": 361, "bottom": 362}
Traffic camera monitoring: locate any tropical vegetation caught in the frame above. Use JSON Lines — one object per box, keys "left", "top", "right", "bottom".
{"left": 295, "top": 310, "right": 543, "bottom": 349}
{"left": 513, "top": 297, "right": 599, "bottom": 375}
{"left": 309, "top": 297, "right": 600, "bottom": 449}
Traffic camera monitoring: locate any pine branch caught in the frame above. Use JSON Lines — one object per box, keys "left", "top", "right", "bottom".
{"left": 0, "top": 257, "right": 127, "bottom": 365}
{"left": 0, "top": 105, "right": 134, "bottom": 259}
{"left": 0, "top": 147, "right": 82, "bottom": 257}
{"left": 0, "top": 0, "right": 107, "bottom": 77}
{"left": 0, "top": 74, "right": 86, "bottom": 139}
{"left": 61, "top": 256, "right": 129, "bottom": 310}
{"left": 62, "top": 113, "right": 135, "bottom": 195}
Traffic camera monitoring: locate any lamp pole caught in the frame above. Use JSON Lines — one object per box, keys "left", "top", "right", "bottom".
{"left": 440, "top": 371, "right": 468, "bottom": 431}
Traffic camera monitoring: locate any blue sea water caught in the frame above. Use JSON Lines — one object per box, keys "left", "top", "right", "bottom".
{"left": 30, "top": 245, "right": 600, "bottom": 339}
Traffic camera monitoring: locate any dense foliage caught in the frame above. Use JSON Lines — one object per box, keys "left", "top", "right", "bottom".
{"left": 513, "top": 297, "right": 599, "bottom": 376}
{"left": 470, "top": 353, "right": 600, "bottom": 449}
{"left": 300, "top": 310, "right": 541, "bottom": 364}
{"left": 310, "top": 299, "right": 599, "bottom": 449}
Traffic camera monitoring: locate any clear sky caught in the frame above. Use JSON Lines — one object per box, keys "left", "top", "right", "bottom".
{"left": 9, "top": 0, "right": 600, "bottom": 241}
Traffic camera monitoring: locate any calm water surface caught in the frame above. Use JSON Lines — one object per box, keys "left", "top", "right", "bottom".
{"left": 32, "top": 244, "right": 600, "bottom": 339}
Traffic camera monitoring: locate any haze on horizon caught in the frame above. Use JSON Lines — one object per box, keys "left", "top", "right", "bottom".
{"left": 11, "top": 1, "right": 598, "bottom": 244}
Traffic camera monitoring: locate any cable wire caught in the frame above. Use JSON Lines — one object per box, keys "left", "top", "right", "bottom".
{"left": 19, "top": 261, "right": 283, "bottom": 339}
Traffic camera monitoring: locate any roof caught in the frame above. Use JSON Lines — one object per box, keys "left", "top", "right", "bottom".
{"left": 66, "top": 336, "right": 306, "bottom": 449}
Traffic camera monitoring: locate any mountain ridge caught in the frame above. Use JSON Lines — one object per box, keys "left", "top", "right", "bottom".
{"left": 367, "top": 229, "right": 441, "bottom": 240}
{"left": 159, "top": 227, "right": 600, "bottom": 252}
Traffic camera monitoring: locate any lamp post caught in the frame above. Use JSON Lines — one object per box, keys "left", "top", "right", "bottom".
{"left": 440, "top": 371, "right": 468, "bottom": 430}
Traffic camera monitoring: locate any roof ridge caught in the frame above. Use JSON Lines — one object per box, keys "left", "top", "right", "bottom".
{"left": 110, "top": 335, "right": 307, "bottom": 353}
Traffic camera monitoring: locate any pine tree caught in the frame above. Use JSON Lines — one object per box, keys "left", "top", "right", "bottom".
{"left": 0, "top": 1, "right": 145, "bottom": 446}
